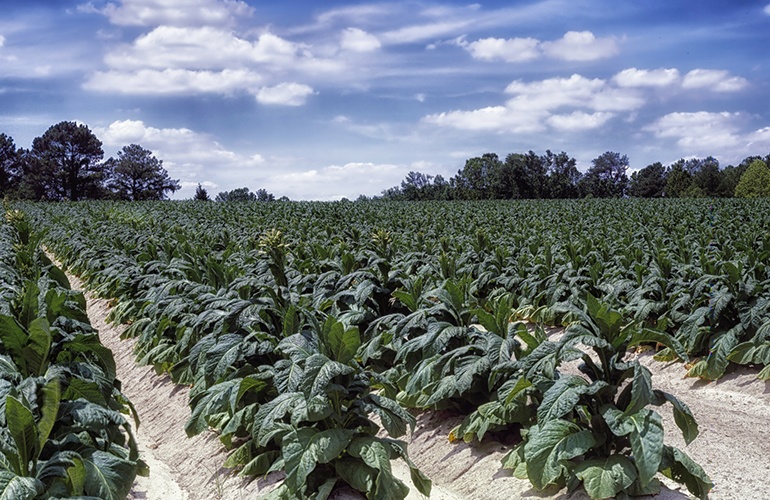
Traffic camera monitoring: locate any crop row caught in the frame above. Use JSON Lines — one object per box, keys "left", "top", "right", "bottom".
{"left": 17, "top": 198, "right": 768, "bottom": 498}
{"left": 0, "top": 208, "right": 143, "bottom": 499}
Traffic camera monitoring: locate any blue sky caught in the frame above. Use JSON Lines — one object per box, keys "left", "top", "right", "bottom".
{"left": 1, "top": 0, "right": 770, "bottom": 199}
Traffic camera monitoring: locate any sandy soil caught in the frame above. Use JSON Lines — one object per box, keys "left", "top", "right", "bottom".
{"left": 70, "top": 270, "right": 769, "bottom": 500}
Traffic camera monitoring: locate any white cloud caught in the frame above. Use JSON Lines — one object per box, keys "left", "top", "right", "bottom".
{"left": 505, "top": 74, "right": 643, "bottom": 113}
{"left": 340, "top": 28, "right": 381, "bottom": 52}
{"left": 644, "top": 111, "right": 755, "bottom": 158}
{"left": 255, "top": 82, "right": 315, "bottom": 106}
{"left": 85, "top": 26, "right": 333, "bottom": 101}
{"left": 263, "top": 162, "right": 407, "bottom": 200}
{"left": 97, "top": 119, "right": 265, "bottom": 198}
{"left": 84, "top": 68, "right": 263, "bottom": 94}
{"left": 103, "top": 27, "right": 301, "bottom": 71}
{"left": 424, "top": 74, "right": 641, "bottom": 134}
{"left": 540, "top": 31, "right": 618, "bottom": 61}
{"left": 80, "top": 0, "right": 254, "bottom": 27}
{"left": 765, "top": 3, "right": 770, "bottom": 15}
{"left": 682, "top": 69, "right": 748, "bottom": 92}
{"left": 465, "top": 37, "right": 540, "bottom": 63}
{"left": 423, "top": 105, "right": 540, "bottom": 133}
{"left": 547, "top": 111, "right": 614, "bottom": 131}
{"left": 461, "top": 31, "right": 617, "bottom": 64}
{"left": 613, "top": 68, "right": 680, "bottom": 88}
{"left": 0, "top": 35, "right": 5, "bottom": 47}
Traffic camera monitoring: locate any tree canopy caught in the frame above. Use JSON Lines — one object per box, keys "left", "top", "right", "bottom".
{"left": 734, "top": 160, "right": 770, "bottom": 197}
{"left": 380, "top": 150, "right": 769, "bottom": 201}
{"left": 194, "top": 183, "right": 210, "bottom": 201}
{"left": 0, "top": 133, "right": 20, "bottom": 197}
{"left": 1, "top": 122, "right": 188, "bottom": 201}
{"left": 25, "top": 121, "right": 104, "bottom": 201}
{"left": 105, "top": 144, "right": 180, "bottom": 200}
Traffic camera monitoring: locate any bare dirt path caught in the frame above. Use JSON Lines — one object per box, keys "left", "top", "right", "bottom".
{"left": 70, "top": 268, "right": 770, "bottom": 499}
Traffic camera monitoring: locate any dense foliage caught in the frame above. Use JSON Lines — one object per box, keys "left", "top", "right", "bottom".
{"left": 1, "top": 122, "right": 179, "bottom": 202}
{"left": 0, "top": 207, "right": 144, "bottom": 499}
{"left": 17, "top": 197, "right": 767, "bottom": 498}
{"left": 381, "top": 151, "right": 770, "bottom": 201}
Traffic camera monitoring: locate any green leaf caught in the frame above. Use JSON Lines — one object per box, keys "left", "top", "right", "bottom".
{"left": 282, "top": 428, "right": 353, "bottom": 492}
{"left": 303, "top": 354, "right": 355, "bottom": 397}
{"left": 240, "top": 450, "right": 280, "bottom": 477}
{"left": 653, "top": 390, "right": 699, "bottom": 444}
{"left": 335, "top": 457, "right": 376, "bottom": 493}
{"left": 348, "top": 437, "right": 392, "bottom": 475}
{"left": 63, "top": 379, "right": 107, "bottom": 406}
{"left": 381, "top": 438, "right": 432, "bottom": 497}
{"left": 537, "top": 375, "right": 589, "bottom": 422}
{"left": 623, "top": 363, "right": 654, "bottom": 417}
{"left": 0, "top": 316, "right": 27, "bottom": 369}
{"left": 37, "top": 378, "right": 60, "bottom": 453}
{"left": 16, "top": 280, "right": 39, "bottom": 331}
{"left": 728, "top": 340, "right": 770, "bottom": 366}
{"left": 659, "top": 446, "right": 713, "bottom": 500}
{"left": 24, "top": 318, "right": 51, "bottom": 377}
{"left": 5, "top": 396, "right": 38, "bottom": 476}
{"left": 574, "top": 455, "right": 636, "bottom": 500}
{"left": 82, "top": 449, "right": 137, "bottom": 500}
{"left": 686, "top": 327, "right": 739, "bottom": 380}
{"left": 0, "top": 471, "right": 41, "bottom": 500}
{"left": 501, "top": 444, "right": 527, "bottom": 479}
{"left": 325, "top": 318, "right": 360, "bottom": 365}
{"left": 629, "top": 327, "right": 688, "bottom": 362}
{"left": 626, "top": 409, "right": 664, "bottom": 486}
{"left": 365, "top": 394, "right": 414, "bottom": 438}
{"left": 524, "top": 420, "right": 596, "bottom": 490}
{"left": 502, "top": 376, "right": 533, "bottom": 405}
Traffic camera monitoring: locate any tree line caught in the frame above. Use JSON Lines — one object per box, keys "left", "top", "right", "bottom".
{"left": 1, "top": 121, "right": 284, "bottom": 203}
{"left": 380, "top": 150, "right": 770, "bottom": 201}
{"left": 1, "top": 121, "right": 181, "bottom": 201}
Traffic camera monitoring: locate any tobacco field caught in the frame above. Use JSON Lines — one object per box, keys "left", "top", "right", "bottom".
{"left": 7, "top": 198, "right": 770, "bottom": 499}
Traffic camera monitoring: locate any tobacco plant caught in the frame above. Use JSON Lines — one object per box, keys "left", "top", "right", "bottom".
{"left": 502, "top": 295, "right": 712, "bottom": 499}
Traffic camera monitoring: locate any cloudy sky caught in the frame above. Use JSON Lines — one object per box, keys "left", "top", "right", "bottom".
{"left": 2, "top": 0, "right": 770, "bottom": 199}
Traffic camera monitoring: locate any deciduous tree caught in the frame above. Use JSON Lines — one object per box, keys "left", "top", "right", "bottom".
{"left": 734, "top": 160, "right": 770, "bottom": 197}
{"left": 628, "top": 162, "right": 666, "bottom": 198}
{"left": 215, "top": 187, "right": 258, "bottom": 202}
{"left": 579, "top": 151, "right": 629, "bottom": 198}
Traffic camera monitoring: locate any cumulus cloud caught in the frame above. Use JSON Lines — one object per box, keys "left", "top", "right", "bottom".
{"left": 84, "top": 24, "right": 331, "bottom": 102}
{"left": 682, "top": 69, "right": 748, "bottom": 92}
{"left": 465, "top": 37, "right": 540, "bottom": 63}
{"left": 461, "top": 31, "right": 617, "bottom": 63}
{"left": 255, "top": 82, "right": 315, "bottom": 106}
{"left": 613, "top": 68, "right": 680, "bottom": 88}
{"left": 340, "top": 28, "right": 381, "bottom": 52}
{"left": 424, "top": 74, "right": 642, "bottom": 134}
{"left": 102, "top": 27, "right": 302, "bottom": 71}
{"left": 263, "top": 162, "right": 407, "bottom": 200}
{"left": 505, "top": 75, "right": 643, "bottom": 112}
{"left": 643, "top": 111, "right": 770, "bottom": 161}
{"left": 540, "top": 31, "right": 619, "bottom": 61}
{"left": 79, "top": 0, "right": 254, "bottom": 27}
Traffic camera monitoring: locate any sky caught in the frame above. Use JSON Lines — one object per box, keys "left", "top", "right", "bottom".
{"left": 1, "top": 0, "right": 770, "bottom": 200}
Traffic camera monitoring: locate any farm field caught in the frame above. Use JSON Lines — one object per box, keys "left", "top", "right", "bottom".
{"left": 10, "top": 198, "right": 770, "bottom": 499}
